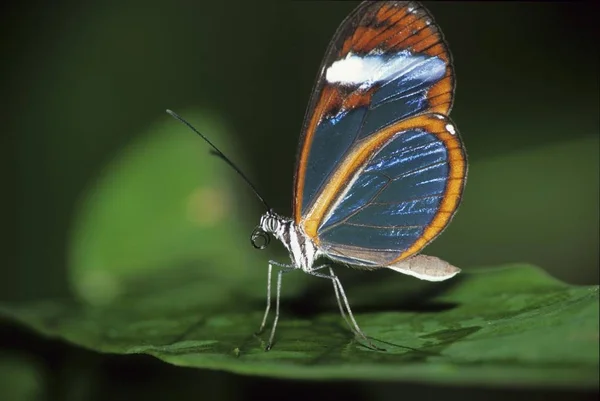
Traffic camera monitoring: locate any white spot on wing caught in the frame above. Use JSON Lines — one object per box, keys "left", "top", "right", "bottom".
{"left": 325, "top": 51, "right": 445, "bottom": 89}
{"left": 445, "top": 123, "right": 456, "bottom": 135}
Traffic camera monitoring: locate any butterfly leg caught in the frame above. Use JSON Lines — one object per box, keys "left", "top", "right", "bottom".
{"left": 257, "top": 260, "right": 294, "bottom": 351}
{"left": 308, "top": 266, "right": 383, "bottom": 351}
{"left": 308, "top": 265, "right": 353, "bottom": 331}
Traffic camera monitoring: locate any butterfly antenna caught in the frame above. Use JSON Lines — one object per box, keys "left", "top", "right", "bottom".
{"left": 166, "top": 109, "right": 271, "bottom": 211}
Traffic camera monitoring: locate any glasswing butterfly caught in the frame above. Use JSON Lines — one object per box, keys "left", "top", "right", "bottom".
{"left": 169, "top": 1, "right": 467, "bottom": 351}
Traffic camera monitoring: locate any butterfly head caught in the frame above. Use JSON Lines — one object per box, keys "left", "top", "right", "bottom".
{"left": 251, "top": 210, "right": 285, "bottom": 250}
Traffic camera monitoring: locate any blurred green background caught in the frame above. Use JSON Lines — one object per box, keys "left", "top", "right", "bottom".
{"left": 1, "top": 1, "right": 598, "bottom": 400}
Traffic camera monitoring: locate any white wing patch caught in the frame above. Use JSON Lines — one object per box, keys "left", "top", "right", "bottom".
{"left": 325, "top": 51, "right": 445, "bottom": 89}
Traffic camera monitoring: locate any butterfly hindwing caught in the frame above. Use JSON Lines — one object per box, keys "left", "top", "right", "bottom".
{"left": 314, "top": 114, "right": 466, "bottom": 266}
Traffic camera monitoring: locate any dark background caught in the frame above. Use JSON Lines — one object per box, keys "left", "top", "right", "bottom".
{"left": 1, "top": 1, "right": 598, "bottom": 400}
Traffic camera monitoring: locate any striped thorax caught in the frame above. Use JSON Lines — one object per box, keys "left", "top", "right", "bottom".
{"left": 259, "top": 211, "right": 319, "bottom": 273}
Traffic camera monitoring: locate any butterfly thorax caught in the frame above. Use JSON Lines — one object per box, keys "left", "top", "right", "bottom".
{"left": 259, "top": 211, "right": 319, "bottom": 272}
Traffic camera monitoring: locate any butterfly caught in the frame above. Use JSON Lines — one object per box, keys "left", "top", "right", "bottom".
{"left": 169, "top": 0, "right": 467, "bottom": 351}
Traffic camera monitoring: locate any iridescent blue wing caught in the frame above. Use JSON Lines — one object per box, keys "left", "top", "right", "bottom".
{"left": 293, "top": 1, "right": 455, "bottom": 222}
{"left": 294, "top": 1, "right": 467, "bottom": 278}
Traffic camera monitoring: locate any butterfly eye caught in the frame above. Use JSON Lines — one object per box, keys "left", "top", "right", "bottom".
{"left": 251, "top": 227, "right": 271, "bottom": 250}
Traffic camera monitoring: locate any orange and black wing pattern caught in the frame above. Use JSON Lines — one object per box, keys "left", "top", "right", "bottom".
{"left": 293, "top": 1, "right": 466, "bottom": 270}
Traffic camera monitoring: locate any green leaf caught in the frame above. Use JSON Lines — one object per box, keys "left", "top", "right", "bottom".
{"left": 2, "top": 112, "right": 597, "bottom": 389}
{"left": 1, "top": 265, "right": 597, "bottom": 388}
{"left": 66, "top": 110, "right": 268, "bottom": 304}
